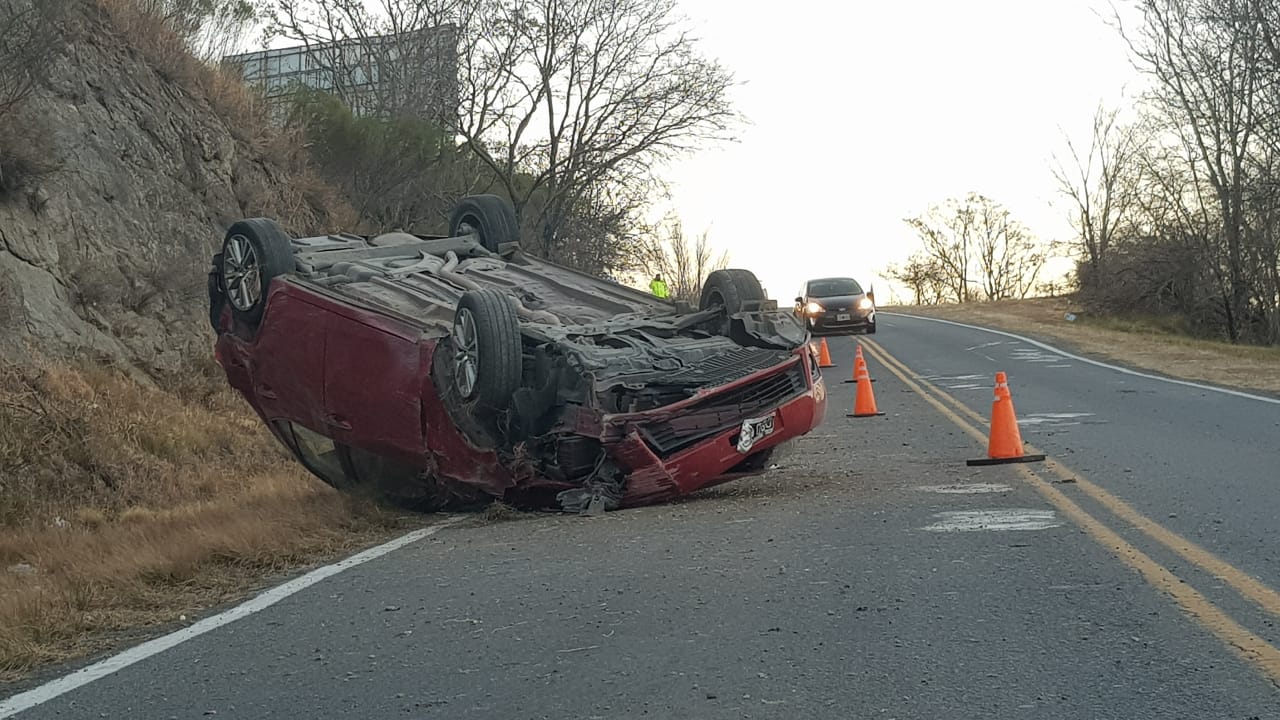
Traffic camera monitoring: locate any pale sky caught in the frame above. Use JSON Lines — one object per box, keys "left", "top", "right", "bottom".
{"left": 659, "top": 0, "right": 1147, "bottom": 304}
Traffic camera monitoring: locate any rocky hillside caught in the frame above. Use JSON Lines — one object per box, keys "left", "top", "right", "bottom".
{"left": 0, "top": 0, "right": 351, "bottom": 372}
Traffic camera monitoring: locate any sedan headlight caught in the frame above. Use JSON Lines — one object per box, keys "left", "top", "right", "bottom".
{"left": 804, "top": 301, "right": 824, "bottom": 315}
{"left": 857, "top": 297, "right": 874, "bottom": 311}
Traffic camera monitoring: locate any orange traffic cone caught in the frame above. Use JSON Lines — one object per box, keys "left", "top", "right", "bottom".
{"left": 817, "top": 337, "right": 835, "bottom": 368}
{"left": 967, "top": 372, "right": 1046, "bottom": 466}
{"left": 843, "top": 344, "right": 876, "bottom": 383}
{"left": 846, "top": 358, "right": 884, "bottom": 417}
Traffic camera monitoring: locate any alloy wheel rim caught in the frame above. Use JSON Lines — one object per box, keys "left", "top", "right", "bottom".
{"left": 222, "top": 234, "right": 261, "bottom": 311}
{"left": 453, "top": 308, "right": 480, "bottom": 399}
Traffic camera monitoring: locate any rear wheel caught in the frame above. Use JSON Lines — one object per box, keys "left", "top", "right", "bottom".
{"left": 219, "top": 218, "right": 294, "bottom": 327}
{"left": 700, "top": 268, "right": 766, "bottom": 335}
{"left": 449, "top": 195, "right": 521, "bottom": 253}
{"left": 700, "top": 268, "right": 765, "bottom": 313}
{"left": 452, "top": 289, "right": 522, "bottom": 412}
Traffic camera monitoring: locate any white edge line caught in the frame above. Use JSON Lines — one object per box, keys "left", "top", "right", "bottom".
{"left": 882, "top": 312, "right": 1280, "bottom": 406}
{"left": 0, "top": 517, "right": 464, "bottom": 718}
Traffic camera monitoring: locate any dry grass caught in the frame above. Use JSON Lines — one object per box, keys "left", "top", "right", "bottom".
{"left": 889, "top": 297, "right": 1280, "bottom": 395}
{"left": 0, "top": 356, "right": 413, "bottom": 682}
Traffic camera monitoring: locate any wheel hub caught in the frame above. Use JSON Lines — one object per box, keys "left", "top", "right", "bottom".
{"left": 222, "top": 234, "right": 261, "bottom": 312}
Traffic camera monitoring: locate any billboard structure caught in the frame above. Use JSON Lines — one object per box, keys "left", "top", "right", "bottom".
{"left": 223, "top": 25, "right": 458, "bottom": 125}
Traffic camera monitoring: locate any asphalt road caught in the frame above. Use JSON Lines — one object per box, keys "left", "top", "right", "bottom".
{"left": 5, "top": 313, "right": 1280, "bottom": 719}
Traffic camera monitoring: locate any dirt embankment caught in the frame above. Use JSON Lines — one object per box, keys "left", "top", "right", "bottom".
{"left": 0, "top": 0, "right": 352, "bottom": 370}
{"left": 888, "top": 297, "right": 1280, "bottom": 395}
{"left": 0, "top": 0, "right": 405, "bottom": 683}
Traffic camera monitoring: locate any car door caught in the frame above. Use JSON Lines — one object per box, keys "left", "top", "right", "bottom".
{"left": 322, "top": 308, "right": 425, "bottom": 463}
{"left": 250, "top": 290, "right": 328, "bottom": 432}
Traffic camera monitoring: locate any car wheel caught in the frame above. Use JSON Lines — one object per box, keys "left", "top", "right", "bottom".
{"left": 452, "top": 289, "right": 522, "bottom": 411}
{"left": 700, "top": 269, "right": 766, "bottom": 335}
{"left": 219, "top": 218, "right": 295, "bottom": 327}
{"left": 700, "top": 269, "right": 765, "bottom": 313}
{"left": 449, "top": 195, "right": 521, "bottom": 253}
{"left": 867, "top": 321, "right": 877, "bottom": 335}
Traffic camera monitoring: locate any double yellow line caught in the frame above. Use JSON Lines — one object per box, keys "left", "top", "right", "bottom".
{"left": 859, "top": 338, "right": 1280, "bottom": 686}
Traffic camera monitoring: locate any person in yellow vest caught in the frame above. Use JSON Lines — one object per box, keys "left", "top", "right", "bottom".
{"left": 649, "top": 274, "right": 669, "bottom": 298}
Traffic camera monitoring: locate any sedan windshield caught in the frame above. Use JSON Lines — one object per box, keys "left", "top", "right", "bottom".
{"left": 808, "top": 278, "right": 862, "bottom": 297}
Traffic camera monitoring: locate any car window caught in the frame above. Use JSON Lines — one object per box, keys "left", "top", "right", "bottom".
{"left": 279, "top": 421, "right": 348, "bottom": 486}
{"left": 808, "top": 278, "right": 863, "bottom": 297}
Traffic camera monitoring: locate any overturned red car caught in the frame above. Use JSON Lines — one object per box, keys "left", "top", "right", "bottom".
{"left": 207, "top": 195, "right": 827, "bottom": 513}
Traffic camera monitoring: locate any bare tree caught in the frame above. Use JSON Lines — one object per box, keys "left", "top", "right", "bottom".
{"left": 903, "top": 195, "right": 976, "bottom": 302}
{"left": 902, "top": 193, "right": 1046, "bottom": 303}
{"left": 638, "top": 218, "right": 728, "bottom": 304}
{"left": 269, "top": 0, "right": 741, "bottom": 263}
{"left": 457, "top": 0, "right": 739, "bottom": 259}
{"left": 884, "top": 254, "right": 948, "bottom": 305}
{"left": 269, "top": 0, "right": 460, "bottom": 122}
{"left": 972, "top": 194, "right": 1046, "bottom": 300}
{"left": 1116, "top": 0, "right": 1268, "bottom": 340}
{"left": 1051, "top": 103, "right": 1146, "bottom": 284}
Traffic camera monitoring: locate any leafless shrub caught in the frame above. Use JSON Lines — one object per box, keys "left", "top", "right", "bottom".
{"left": 0, "top": 0, "right": 70, "bottom": 115}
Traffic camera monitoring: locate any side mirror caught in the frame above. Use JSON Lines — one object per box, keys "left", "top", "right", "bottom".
{"left": 794, "top": 297, "right": 803, "bottom": 304}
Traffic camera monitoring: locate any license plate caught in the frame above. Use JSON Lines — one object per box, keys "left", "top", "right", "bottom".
{"left": 837, "top": 313, "right": 851, "bottom": 321}
{"left": 736, "top": 413, "right": 776, "bottom": 453}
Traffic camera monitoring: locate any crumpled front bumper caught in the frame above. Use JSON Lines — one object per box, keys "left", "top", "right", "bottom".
{"left": 597, "top": 351, "right": 828, "bottom": 507}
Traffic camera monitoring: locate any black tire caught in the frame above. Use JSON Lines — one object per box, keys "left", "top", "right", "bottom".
{"left": 219, "top": 218, "right": 295, "bottom": 327}
{"left": 867, "top": 320, "right": 877, "bottom": 335}
{"left": 452, "top": 289, "right": 522, "bottom": 411}
{"left": 449, "top": 195, "right": 521, "bottom": 253}
{"left": 700, "top": 268, "right": 766, "bottom": 335}
{"left": 699, "top": 268, "right": 766, "bottom": 314}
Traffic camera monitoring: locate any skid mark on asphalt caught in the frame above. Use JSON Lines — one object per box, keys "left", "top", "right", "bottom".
{"left": 921, "top": 509, "right": 1063, "bottom": 532}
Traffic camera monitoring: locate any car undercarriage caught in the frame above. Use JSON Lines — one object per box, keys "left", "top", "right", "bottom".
{"left": 209, "top": 195, "right": 826, "bottom": 512}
